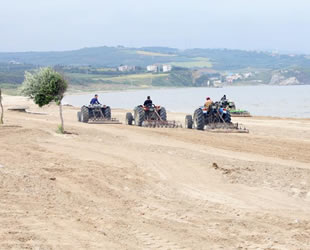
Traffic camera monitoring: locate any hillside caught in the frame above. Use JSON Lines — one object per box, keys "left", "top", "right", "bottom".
{"left": 1, "top": 46, "right": 310, "bottom": 93}
{"left": 0, "top": 47, "right": 189, "bottom": 68}
{"left": 1, "top": 46, "right": 310, "bottom": 70}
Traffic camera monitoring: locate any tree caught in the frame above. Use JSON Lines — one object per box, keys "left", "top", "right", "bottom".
{"left": 0, "top": 88, "right": 3, "bottom": 124}
{"left": 21, "top": 67, "right": 68, "bottom": 133}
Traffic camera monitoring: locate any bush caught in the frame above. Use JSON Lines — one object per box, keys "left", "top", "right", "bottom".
{"left": 21, "top": 67, "right": 68, "bottom": 132}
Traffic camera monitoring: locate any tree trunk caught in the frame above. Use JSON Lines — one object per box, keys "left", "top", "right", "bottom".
{"left": 59, "top": 102, "right": 64, "bottom": 133}
{"left": 0, "top": 89, "right": 3, "bottom": 124}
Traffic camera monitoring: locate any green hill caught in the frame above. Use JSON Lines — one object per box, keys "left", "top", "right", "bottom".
{"left": 1, "top": 46, "right": 309, "bottom": 70}
{"left": 1, "top": 46, "right": 310, "bottom": 93}
{"left": 0, "top": 47, "right": 189, "bottom": 67}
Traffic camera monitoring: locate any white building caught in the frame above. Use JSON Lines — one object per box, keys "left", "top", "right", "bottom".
{"left": 118, "top": 65, "right": 136, "bottom": 72}
{"left": 146, "top": 65, "right": 158, "bottom": 72}
{"left": 226, "top": 74, "right": 242, "bottom": 83}
{"left": 243, "top": 72, "right": 253, "bottom": 79}
{"left": 9, "top": 60, "right": 22, "bottom": 65}
{"left": 162, "top": 64, "right": 172, "bottom": 72}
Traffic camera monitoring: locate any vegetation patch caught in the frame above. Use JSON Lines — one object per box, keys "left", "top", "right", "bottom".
{"left": 170, "top": 61, "right": 212, "bottom": 68}
{"left": 136, "top": 50, "right": 176, "bottom": 57}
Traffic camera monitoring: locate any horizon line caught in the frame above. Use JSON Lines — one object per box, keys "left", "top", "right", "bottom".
{"left": 0, "top": 45, "right": 308, "bottom": 56}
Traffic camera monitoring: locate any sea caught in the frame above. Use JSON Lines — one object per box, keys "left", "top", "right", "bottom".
{"left": 63, "top": 85, "right": 310, "bottom": 118}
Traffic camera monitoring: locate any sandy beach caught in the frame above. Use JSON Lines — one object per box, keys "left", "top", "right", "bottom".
{"left": 1, "top": 95, "right": 310, "bottom": 249}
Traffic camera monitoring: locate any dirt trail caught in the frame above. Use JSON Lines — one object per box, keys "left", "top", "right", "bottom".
{"left": 0, "top": 96, "right": 310, "bottom": 249}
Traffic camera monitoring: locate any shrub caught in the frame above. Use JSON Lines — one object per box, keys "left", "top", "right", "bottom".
{"left": 21, "top": 67, "right": 68, "bottom": 132}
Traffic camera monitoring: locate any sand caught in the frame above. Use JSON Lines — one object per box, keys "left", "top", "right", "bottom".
{"left": 0, "top": 95, "right": 310, "bottom": 249}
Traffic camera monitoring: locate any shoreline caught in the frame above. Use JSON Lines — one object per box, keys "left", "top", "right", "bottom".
{"left": 6, "top": 83, "right": 309, "bottom": 97}
{"left": 66, "top": 83, "right": 310, "bottom": 95}
{"left": 3, "top": 94, "right": 310, "bottom": 120}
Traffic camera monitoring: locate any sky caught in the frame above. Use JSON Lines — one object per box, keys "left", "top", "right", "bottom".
{"left": 1, "top": 0, "right": 310, "bottom": 53}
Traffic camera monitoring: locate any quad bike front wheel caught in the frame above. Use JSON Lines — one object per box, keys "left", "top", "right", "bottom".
{"left": 185, "top": 115, "right": 193, "bottom": 129}
{"left": 134, "top": 106, "right": 145, "bottom": 126}
{"left": 126, "top": 112, "right": 133, "bottom": 125}
{"left": 193, "top": 109, "right": 205, "bottom": 130}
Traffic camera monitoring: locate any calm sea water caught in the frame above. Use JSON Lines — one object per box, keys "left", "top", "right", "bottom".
{"left": 64, "top": 85, "right": 310, "bottom": 118}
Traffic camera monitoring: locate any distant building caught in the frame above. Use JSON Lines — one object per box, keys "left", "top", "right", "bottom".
{"left": 243, "top": 72, "right": 253, "bottom": 79}
{"left": 146, "top": 65, "right": 159, "bottom": 73}
{"left": 213, "top": 80, "right": 222, "bottom": 85}
{"left": 226, "top": 73, "right": 242, "bottom": 83}
{"left": 9, "top": 60, "right": 22, "bottom": 65}
{"left": 162, "top": 64, "right": 172, "bottom": 72}
{"left": 118, "top": 65, "right": 136, "bottom": 72}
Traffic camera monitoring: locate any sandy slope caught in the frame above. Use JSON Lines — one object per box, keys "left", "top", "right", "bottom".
{"left": 0, "top": 96, "right": 310, "bottom": 249}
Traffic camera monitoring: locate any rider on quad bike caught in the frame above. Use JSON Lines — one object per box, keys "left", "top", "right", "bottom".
{"left": 144, "top": 96, "right": 153, "bottom": 107}
{"left": 143, "top": 96, "right": 156, "bottom": 119}
{"left": 90, "top": 94, "right": 101, "bottom": 105}
{"left": 204, "top": 97, "right": 213, "bottom": 110}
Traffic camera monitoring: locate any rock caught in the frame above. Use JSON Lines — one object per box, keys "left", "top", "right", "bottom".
{"left": 49, "top": 177, "right": 56, "bottom": 181}
{"left": 212, "top": 162, "right": 219, "bottom": 169}
{"left": 269, "top": 74, "right": 301, "bottom": 85}
{"left": 278, "top": 77, "right": 300, "bottom": 86}
{"left": 269, "top": 73, "right": 284, "bottom": 85}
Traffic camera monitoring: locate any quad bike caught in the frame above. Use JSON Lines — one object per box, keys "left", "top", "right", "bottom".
{"left": 77, "top": 104, "right": 121, "bottom": 124}
{"left": 185, "top": 102, "right": 248, "bottom": 133}
{"left": 126, "top": 104, "right": 181, "bottom": 128}
{"left": 220, "top": 99, "right": 251, "bottom": 117}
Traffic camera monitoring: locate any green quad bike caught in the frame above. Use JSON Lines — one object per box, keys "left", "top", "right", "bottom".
{"left": 220, "top": 100, "right": 251, "bottom": 117}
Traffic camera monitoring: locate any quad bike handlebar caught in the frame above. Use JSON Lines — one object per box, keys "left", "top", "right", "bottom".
{"left": 143, "top": 104, "right": 161, "bottom": 111}
{"left": 88, "top": 104, "right": 107, "bottom": 108}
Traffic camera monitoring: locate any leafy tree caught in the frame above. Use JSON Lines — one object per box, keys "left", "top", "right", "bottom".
{"left": 0, "top": 88, "right": 3, "bottom": 124}
{"left": 21, "top": 67, "right": 68, "bottom": 133}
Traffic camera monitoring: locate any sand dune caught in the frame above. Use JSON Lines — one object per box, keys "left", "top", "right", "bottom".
{"left": 0, "top": 96, "right": 310, "bottom": 249}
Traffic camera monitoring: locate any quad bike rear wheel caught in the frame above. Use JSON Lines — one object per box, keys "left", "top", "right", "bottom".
{"left": 159, "top": 107, "right": 167, "bottom": 121}
{"left": 81, "top": 106, "right": 89, "bottom": 123}
{"left": 223, "top": 112, "right": 231, "bottom": 123}
{"left": 134, "top": 106, "right": 145, "bottom": 126}
{"left": 185, "top": 115, "right": 193, "bottom": 129}
{"left": 126, "top": 112, "right": 133, "bottom": 125}
{"left": 194, "top": 108, "right": 205, "bottom": 130}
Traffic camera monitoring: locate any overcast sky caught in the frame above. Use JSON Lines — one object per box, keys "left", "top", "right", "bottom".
{"left": 1, "top": 0, "right": 309, "bottom": 53}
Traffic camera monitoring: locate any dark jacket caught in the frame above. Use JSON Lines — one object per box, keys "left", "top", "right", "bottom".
{"left": 144, "top": 99, "right": 153, "bottom": 107}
